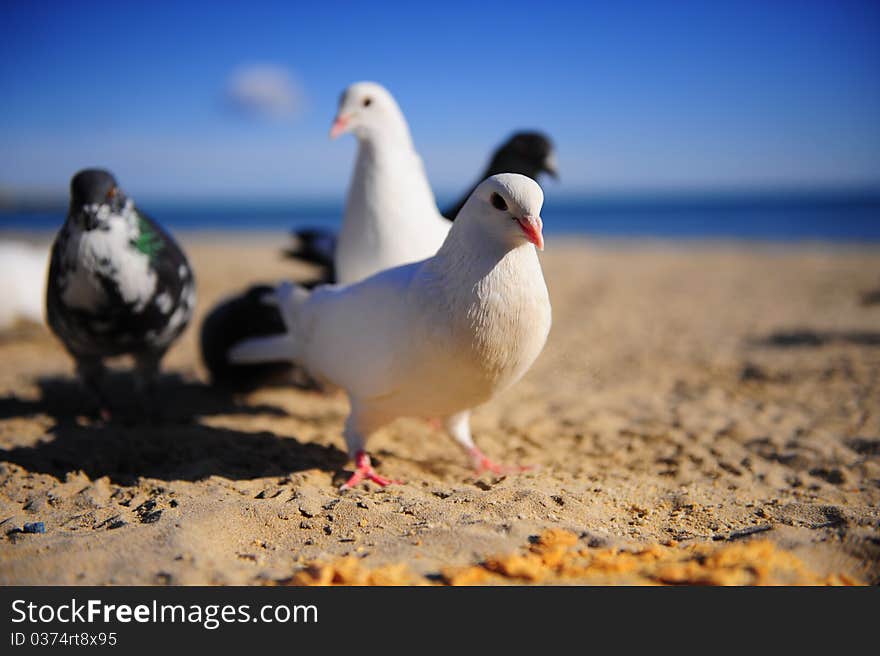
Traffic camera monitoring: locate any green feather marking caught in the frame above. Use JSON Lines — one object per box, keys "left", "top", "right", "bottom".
{"left": 131, "top": 213, "right": 164, "bottom": 261}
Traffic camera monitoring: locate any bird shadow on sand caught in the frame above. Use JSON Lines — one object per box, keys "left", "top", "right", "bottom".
{"left": 0, "top": 373, "right": 292, "bottom": 424}
{"left": 860, "top": 288, "right": 880, "bottom": 306}
{"left": 0, "top": 374, "right": 347, "bottom": 485}
{"left": 749, "top": 329, "right": 880, "bottom": 349}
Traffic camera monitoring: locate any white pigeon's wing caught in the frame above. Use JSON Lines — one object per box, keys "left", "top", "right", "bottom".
{"left": 298, "top": 261, "right": 423, "bottom": 398}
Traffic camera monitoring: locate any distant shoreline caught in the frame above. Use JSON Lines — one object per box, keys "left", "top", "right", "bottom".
{"left": 3, "top": 230, "right": 880, "bottom": 251}
{"left": 3, "top": 188, "right": 880, "bottom": 242}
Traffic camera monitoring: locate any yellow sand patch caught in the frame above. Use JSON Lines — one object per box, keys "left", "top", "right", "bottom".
{"left": 286, "top": 557, "right": 427, "bottom": 586}
{"left": 286, "top": 529, "right": 862, "bottom": 586}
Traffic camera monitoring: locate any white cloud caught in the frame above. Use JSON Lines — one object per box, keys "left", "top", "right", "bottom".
{"left": 224, "top": 64, "right": 303, "bottom": 120}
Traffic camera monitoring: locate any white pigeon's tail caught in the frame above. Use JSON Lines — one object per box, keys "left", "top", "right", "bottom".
{"left": 0, "top": 242, "right": 49, "bottom": 330}
{"left": 227, "top": 282, "right": 310, "bottom": 365}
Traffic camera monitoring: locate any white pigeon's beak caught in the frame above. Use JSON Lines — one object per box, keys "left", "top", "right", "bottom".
{"left": 330, "top": 114, "right": 351, "bottom": 139}
{"left": 517, "top": 215, "right": 544, "bottom": 251}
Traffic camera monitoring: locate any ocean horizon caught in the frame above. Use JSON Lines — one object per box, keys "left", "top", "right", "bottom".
{"left": 2, "top": 190, "right": 879, "bottom": 242}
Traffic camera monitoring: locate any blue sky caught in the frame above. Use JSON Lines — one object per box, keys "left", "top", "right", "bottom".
{"left": 1, "top": 0, "right": 879, "bottom": 201}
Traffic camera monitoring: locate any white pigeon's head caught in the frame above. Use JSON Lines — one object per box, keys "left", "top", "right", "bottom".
{"left": 461, "top": 173, "right": 545, "bottom": 252}
{"left": 330, "top": 81, "right": 409, "bottom": 142}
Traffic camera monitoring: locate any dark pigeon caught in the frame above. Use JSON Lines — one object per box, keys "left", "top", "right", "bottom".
{"left": 200, "top": 284, "right": 315, "bottom": 391}
{"left": 442, "top": 132, "right": 558, "bottom": 221}
{"left": 46, "top": 168, "right": 196, "bottom": 419}
{"left": 281, "top": 227, "right": 336, "bottom": 286}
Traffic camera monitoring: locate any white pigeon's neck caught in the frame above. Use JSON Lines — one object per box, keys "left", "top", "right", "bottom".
{"left": 336, "top": 123, "right": 445, "bottom": 284}
{"left": 429, "top": 217, "right": 541, "bottom": 290}
{"left": 347, "top": 127, "right": 439, "bottom": 219}
{"left": 355, "top": 126, "right": 417, "bottom": 162}
{"left": 355, "top": 111, "right": 415, "bottom": 151}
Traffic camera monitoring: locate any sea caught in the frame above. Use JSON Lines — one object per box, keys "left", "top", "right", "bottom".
{"left": 2, "top": 191, "right": 879, "bottom": 242}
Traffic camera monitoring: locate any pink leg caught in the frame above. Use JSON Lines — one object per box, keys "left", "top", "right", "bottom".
{"left": 340, "top": 451, "right": 401, "bottom": 490}
{"left": 469, "top": 447, "right": 533, "bottom": 475}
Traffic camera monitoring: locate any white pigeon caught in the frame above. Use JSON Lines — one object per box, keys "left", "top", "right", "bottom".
{"left": 0, "top": 241, "right": 49, "bottom": 330}
{"left": 230, "top": 174, "right": 551, "bottom": 488}
{"left": 330, "top": 81, "right": 451, "bottom": 284}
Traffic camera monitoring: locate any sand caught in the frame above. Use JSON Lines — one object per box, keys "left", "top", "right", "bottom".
{"left": 0, "top": 235, "right": 878, "bottom": 585}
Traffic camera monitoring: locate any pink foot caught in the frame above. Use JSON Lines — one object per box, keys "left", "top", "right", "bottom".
{"left": 340, "top": 451, "right": 401, "bottom": 490}
{"left": 469, "top": 447, "right": 533, "bottom": 475}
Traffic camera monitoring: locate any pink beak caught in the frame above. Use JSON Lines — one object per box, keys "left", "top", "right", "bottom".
{"left": 517, "top": 215, "right": 544, "bottom": 251}
{"left": 329, "top": 115, "right": 349, "bottom": 139}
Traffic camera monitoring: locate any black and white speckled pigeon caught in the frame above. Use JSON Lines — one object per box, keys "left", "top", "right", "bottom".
{"left": 46, "top": 169, "right": 196, "bottom": 418}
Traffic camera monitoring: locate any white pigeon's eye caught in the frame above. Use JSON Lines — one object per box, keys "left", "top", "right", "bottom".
{"left": 362, "top": 97, "right": 372, "bottom": 107}
{"left": 490, "top": 192, "right": 508, "bottom": 212}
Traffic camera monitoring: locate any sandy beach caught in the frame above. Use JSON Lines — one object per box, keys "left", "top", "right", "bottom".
{"left": 1, "top": 235, "right": 878, "bottom": 585}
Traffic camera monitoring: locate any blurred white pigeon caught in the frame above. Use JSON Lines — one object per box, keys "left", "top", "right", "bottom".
{"left": 330, "top": 81, "right": 451, "bottom": 284}
{"left": 0, "top": 241, "right": 49, "bottom": 330}
{"left": 230, "top": 174, "right": 551, "bottom": 489}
